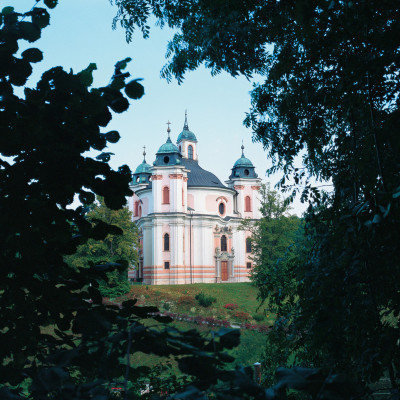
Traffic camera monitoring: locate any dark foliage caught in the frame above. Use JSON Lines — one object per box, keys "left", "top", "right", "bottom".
{"left": 113, "top": 0, "right": 400, "bottom": 397}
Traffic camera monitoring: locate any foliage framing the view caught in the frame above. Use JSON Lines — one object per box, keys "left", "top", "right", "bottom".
{"left": 0, "top": 4, "right": 269, "bottom": 400}
{"left": 66, "top": 197, "right": 138, "bottom": 298}
{"left": 112, "top": 0, "right": 400, "bottom": 396}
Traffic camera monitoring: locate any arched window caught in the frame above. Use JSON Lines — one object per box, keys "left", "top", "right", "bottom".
{"left": 188, "top": 145, "right": 193, "bottom": 159}
{"left": 218, "top": 202, "right": 225, "bottom": 216}
{"left": 246, "top": 237, "right": 252, "bottom": 253}
{"left": 134, "top": 201, "right": 139, "bottom": 216}
{"left": 245, "top": 196, "right": 251, "bottom": 212}
{"left": 221, "top": 235, "right": 227, "bottom": 252}
{"left": 164, "top": 233, "right": 170, "bottom": 251}
{"left": 162, "top": 186, "right": 170, "bottom": 204}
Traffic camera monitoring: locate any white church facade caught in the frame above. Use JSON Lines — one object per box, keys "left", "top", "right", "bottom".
{"left": 129, "top": 114, "right": 261, "bottom": 285}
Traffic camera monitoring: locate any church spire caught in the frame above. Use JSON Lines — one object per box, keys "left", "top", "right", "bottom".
{"left": 142, "top": 145, "right": 147, "bottom": 163}
{"left": 241, "top": 140, "right": 245, "bottom": 157}
{"left": 166, "top": 120, "right": 172, "bottom": 143}
{"left": 183, "top": 110, "right": 189, "bottom": 131}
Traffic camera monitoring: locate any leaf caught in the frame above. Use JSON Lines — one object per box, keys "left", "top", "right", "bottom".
{"left": 2, "top": 6, "right": 14, "bottom": 15}
{"left": 21, "top": 48, "right": 43, "bottom": 63}
{"left": 109, "top": 97, "right": 129, "bottom": 113}
{"left": 44, "top": 0, "right": 58, "bottom": 9}
{"left": 96, "top": 152, "right": 114, "bottom": 162}
{"left": 29, "top": 7, "right": 50, "bottom": 28}
{"left": 125, "top": 79, "right": 145, "bottom": 99}
{"left": 218, "top": 328, "right": 240, "bottom": 349}
{"left": 78, "top": 63, "right": 97, "bottom": 87}
{"left": 114, "top": 57, "right": 132, "bottom": 72}
{"left": 372, "top": 214, "right": 381, "bottom": 224}
{"left": 104, "top": 130, "right": 120, "bottom": 143}
{"left": 18, "top": 21, "right": 41, "bottom": 43}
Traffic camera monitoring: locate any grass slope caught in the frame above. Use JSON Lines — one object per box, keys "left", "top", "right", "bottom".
{"left": 122, "top": 283, "right": 272, "bottom": 368}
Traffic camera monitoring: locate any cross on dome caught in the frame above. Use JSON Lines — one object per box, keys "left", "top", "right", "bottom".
{"left": 183, "top": 110, "right": 189, "bottom": 130}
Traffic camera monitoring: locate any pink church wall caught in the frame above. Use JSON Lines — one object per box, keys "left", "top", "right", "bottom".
{"left": 205, "top": 195, "right": 218, "bottom": 212}
{"left": 187, "top": 194, "right": 195, "bottom": 209}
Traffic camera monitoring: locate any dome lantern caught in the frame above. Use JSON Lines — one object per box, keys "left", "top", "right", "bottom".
{"left": 132, "top": 146, "right": 152, "bottom": 185}
{"left": 229, "top": 142, "right": 258, "bottom": 179}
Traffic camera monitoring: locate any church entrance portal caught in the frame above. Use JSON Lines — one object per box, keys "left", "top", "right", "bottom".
{"left": 221, "top": 261, "right": 228, "bottom": 281}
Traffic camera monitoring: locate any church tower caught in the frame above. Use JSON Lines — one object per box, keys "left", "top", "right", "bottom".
{"left": 226, "top": 143, "right": 262, "bottom": 219}
{"left": 177, "top": 111, "right": 198, "bottom": 161}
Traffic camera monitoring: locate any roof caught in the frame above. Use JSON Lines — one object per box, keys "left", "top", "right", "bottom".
{"left": 182, "top": 158, "right": 227, "bottom": 189}
{"left": 134, "top": 161, "right": 151, "bottom": 174}
{"left": 177, "top": 128, "right": 198, "bottom": 143}
{"left": 157, "top": 137, "right": 180, "bottom": 154}
{"left": 233, "top": 155, "right": 254, "bottom": 168}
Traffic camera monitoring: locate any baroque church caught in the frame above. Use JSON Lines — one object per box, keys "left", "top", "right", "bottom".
{"left": 129, "top": 113, "right": 262, "bottom": 285}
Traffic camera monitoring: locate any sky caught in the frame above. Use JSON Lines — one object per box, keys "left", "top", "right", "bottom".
{"left": 12, "top": 0, "right": 308, "bottom": 215}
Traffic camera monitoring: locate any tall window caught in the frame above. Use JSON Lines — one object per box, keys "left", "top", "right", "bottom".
{"left": 164, "top": 233, "right": 170, "bottom": 251}
{"left": 188, "top": 145, "right": 193, "bottom": 159}
{"left": 246, "top": 237, "right": 252, "bottom": 253}
{"left": 245, "top": 196, "right": 251, "bottom": 212}
{"left": 134, "top": 201, "right": 139, "bottom": 216}
{"left": 221, "top": 235, "right": 227, "bottom": 252}
{"left": 218, "top": 202, "right": 225, "bottom": 215}
{"left": 138, "top": 205, "right": 142, "bottom": 217}
{"left": 162, "top": 186, "right": 170, "bottom": 204}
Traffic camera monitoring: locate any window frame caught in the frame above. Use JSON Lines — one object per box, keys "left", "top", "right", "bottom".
{"left": 162, "top": 186, "right": 170, "bottom": 204}
{"left": 188, "top": 145, "right": 193, "bottom": 159}
{"left": 246, "top": 237, "right": 252, "bottom": 253}
{"left": 221, "top": 234, "right": 227, "bottom": 252}
{"left": 244, "top": 196, "right": 252, "bottom": 212}
{"left": 163, "top": 233, "right": 170, "bottom": 251}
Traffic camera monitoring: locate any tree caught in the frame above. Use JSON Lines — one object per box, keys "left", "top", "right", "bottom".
{"left": 1, "top": 4, "right": 261, "bottom": 399}
{"left": 112, "top": 0, "right": 400, "bottom": 394}
{"left": 66, "top": 197, "right": 138, "bottom": 298}
{"left": 242, "top": 184, "right": 303, "bottom": 311}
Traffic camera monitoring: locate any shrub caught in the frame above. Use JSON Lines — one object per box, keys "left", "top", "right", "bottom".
{"left": 177, "top": 295, "right": 196, "bottom": 307}
{"left": 232, "top": 310, "right": 251, "bottom": 322}
{"left": 195, "top": 292, "right": 216, "bottom": 308}
{"left": 253, "top": 313, "right": 265, "bottom": 322}
{"left": 224, "top": 303, "right": 239, "bottom": 310}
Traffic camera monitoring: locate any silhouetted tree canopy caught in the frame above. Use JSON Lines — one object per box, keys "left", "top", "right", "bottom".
{"left": 113, "top": 0, "right": 400, "bottom": 394}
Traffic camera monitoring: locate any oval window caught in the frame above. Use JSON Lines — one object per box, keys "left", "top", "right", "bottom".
{"left": 164, "top": 156, "right": 170, "bottom": 164}
{"left": 219, "top": 202, "right": 225, "bottom": 215}
{"left": 244, "top": 169, "right": 250, "bottom": 176}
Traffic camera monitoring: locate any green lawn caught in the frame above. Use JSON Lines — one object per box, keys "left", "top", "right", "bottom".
{"left": 120, "top": 283, "right": 272, "bottom": 369}
{"left": 122, "top": 282, "right": 275, "bottom": 325}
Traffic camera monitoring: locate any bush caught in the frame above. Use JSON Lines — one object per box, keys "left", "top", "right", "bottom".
{"left": 224, "top": 303, "right": 239, "bottom": 310}
{"left": 253, "top": 313, "right": 265, "bottom": 322}
{"left": 232, "top": 310, "right": 251, "bottom": 322}
{"left": 195, "top": 292, "right": 216, "bottom": 308}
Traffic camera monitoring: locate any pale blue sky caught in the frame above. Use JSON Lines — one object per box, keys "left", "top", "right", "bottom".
{"left": 12, "top": 0, "right": 307, "bottom": 215}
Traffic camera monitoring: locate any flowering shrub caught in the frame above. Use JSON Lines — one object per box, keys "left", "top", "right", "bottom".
{"left": 232, "top": 310, "right": 251, "bottom": 322}
{"left": 224, "top": 303, "right": 238, "bottom": 310}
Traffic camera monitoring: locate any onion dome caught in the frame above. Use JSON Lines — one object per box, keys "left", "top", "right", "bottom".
{"left": 154, "top": 122, "right": 183, "bottom": 166}
{"left": 156, "top": 137, "right": 180, "bottom": 154}
{"left": 177, "top": 111, "right": 198, "bottom": 143}
{"left": 229, "top": 143, "right": 258, "bottom": 179}
{"left": 132, "top": 146, "right": 152, "bottom": 185}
